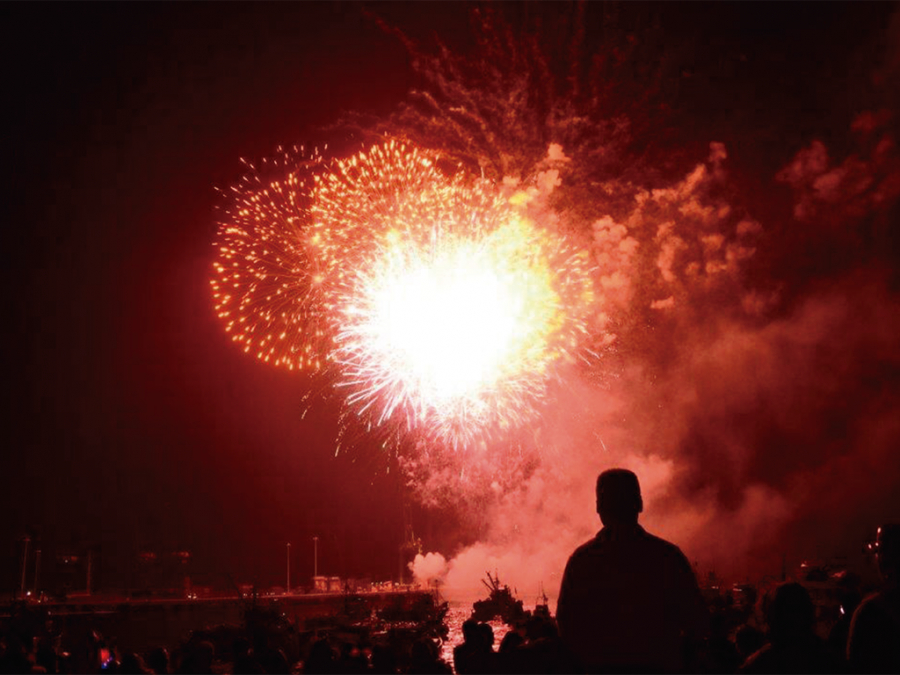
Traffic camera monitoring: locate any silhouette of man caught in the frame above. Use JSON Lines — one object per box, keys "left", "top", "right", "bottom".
{"left": 738, "top": 582, "right": 836, "bottom": 673}
{"left": 557, "top": 468, "right": 709, "bottom": 672}
{"left": 847, "top": 523, "right": 900, "bottom": 673}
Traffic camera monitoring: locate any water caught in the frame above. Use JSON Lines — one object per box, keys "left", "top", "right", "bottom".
{"left": 439, "top": 602, "right": 514, "bottom": 669}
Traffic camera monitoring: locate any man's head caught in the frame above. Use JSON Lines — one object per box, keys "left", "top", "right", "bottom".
{"left": 596, "top": 469, "right": 643, "bottom": 526}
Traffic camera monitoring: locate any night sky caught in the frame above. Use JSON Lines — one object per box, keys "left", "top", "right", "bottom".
{"left": 4, "top": 2, "right": 899, "bottom": 595}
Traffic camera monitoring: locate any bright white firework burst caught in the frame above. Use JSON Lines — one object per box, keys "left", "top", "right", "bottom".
{"left": 213, "top": 141, "right": 596, "bottom": 450}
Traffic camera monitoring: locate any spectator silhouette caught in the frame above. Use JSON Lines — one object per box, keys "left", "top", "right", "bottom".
{"left": 739, "top": 582, "right": 836, "bottom": 674}
{"left": 145, "top": 646, "right": 170, "bottom": 675}
{"left": 407, "top": 637, "right": 451, "bottom": 675}
{"left": 847, "top": 523, "right": 900, "bottom": 673}
{"left": 176, "top": 639, "right": 214, "bottom": 674}
{"left": 517, "top": 616, "right": 579, "bottom": 675}
{"left": 556, "top": 468, "right": 708, "bottom": 673}
{"left": 706, "top": 611, "right": 740, "bottom": 673}
{"left": 734, "top": 625, "right": 765, "bottom": 666}
{"left": 0, "top": 634, "right": 32, "bottom": 674}
{"left": 496, "top": 631, "right": 524, "bottom": 674}
{"left": 453, "top": 620, "right": 489, "bottom": 675}
{"left": 120, "top": 651, "right": 153, "bottom": 674}
{"left": 232, "top": 637, "right": 264, "bottom": 674}
{"left": 826, "top": 574, "right": 861, "bottom": 671}
{"left": 34, "top": 637, "right": 58, "bottom": 675}
{"left": 472, "top": 623, "right": 497, "bottom": 673}
{"left": 304, "top": 637, "right": 336, "bottom": 674}
{"left": 370, "top": 643, "right": 398, "bottom": 675}
{"left": 252, "top": 633, "right": 289, "bottom": 675}
{"left": 335, "top": 641, "right": 368, "bottom": 674}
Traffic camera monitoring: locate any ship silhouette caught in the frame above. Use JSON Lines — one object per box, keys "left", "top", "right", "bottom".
{"left": 470, "top": 571, "right": 528, "bottom": 625}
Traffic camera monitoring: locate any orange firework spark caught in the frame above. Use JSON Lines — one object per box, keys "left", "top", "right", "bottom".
{"left": 211, "top": 147, "right": 328, "bottom": 370}
{"left": 212, "top": 141, "right": 595, "bottom": 448}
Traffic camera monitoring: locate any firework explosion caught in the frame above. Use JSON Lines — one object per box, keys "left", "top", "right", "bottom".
{"left": 213, "top": 142, "right": 596, "bottom": 449}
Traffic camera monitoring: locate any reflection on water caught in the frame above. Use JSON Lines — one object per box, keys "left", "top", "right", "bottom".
{"left": 439, "top": 603, "right": 514, "bottom": 670}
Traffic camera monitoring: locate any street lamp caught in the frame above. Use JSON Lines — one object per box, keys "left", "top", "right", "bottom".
{"left": 313, "top": 536, "right": 318, "bottom": 581}
{"left": 34, "top": 549, "right": 41, "bottom": 596}
{"left": 20, "top": 535, "right": 30, "bottom": 599}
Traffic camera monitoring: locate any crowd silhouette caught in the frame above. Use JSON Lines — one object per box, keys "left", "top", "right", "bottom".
{"left": 1, "top": 469, "right": 897, "bottom": 674}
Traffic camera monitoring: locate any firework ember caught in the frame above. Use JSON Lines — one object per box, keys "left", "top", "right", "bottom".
{"left": 212, "top": 141, "right": 595, "bottom": 448}
{"left": 210, "top": 147, "right": 327, "bottom": 371}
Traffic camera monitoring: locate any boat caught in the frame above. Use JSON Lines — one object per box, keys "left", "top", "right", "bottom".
{"left": 470, "top": 572, "right": 527, "bottom": 625}
{"left": 532, "top": 583, "right": 551, "bottom": 621}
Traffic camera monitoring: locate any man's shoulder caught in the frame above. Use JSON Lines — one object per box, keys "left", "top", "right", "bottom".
{"left": 567, "top": 528, "right": 687, "bottom": 556}
{"left": 567, "top": 536, "right": 602, "bottom": 561}
{"left": 640, "top": 530, "right": 689, "bottom": 558}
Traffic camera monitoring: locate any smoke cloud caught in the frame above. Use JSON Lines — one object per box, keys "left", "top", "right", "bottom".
{"left": 364, "top": 6, "right": 900, "bottom": 603}
{"left": 434, "top": 275, "right": 900, "bottom": 605}
{"left": 409, "top": 551, "right": 449, "bottom": 586}
{"left": 424, "top": 115, "right": 899, "bottom": 607}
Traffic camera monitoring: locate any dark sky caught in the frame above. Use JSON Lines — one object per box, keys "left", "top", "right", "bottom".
{"left": 3, "top": 2, "right": 898, "bottom": 593}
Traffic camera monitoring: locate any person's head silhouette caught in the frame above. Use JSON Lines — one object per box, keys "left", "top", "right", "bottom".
{"left": 596, "top": 468, "right": 643, "bottom": 526}
{"left": 874, "top": 523, "right": 900, "bottom": 582}
{"left": 766, "top": 582, "right": 815, "bottom": 643}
